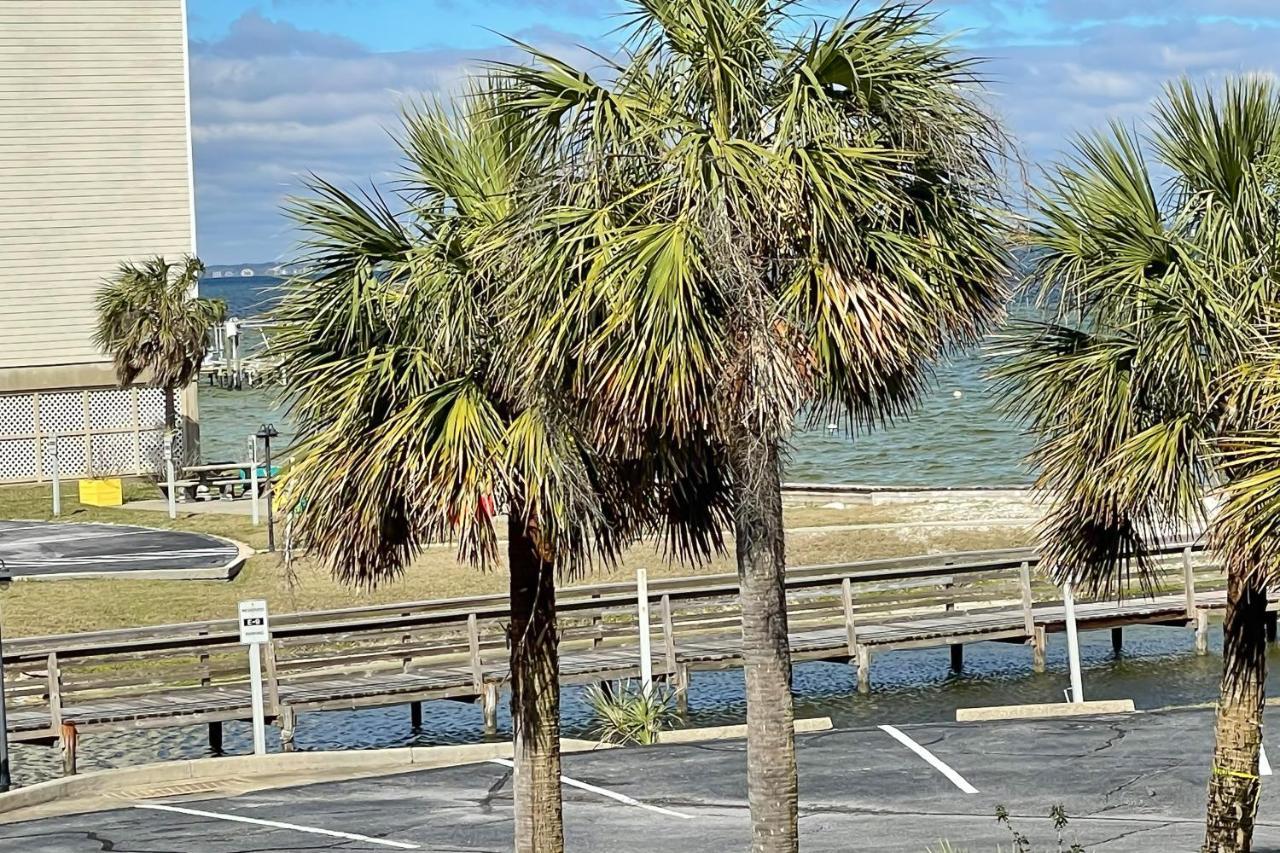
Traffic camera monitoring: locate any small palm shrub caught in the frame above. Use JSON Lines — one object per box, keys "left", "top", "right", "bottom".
{"left": 930, "top": 806, "right": 1084, "bottom": 853}
{"left": 583, "top": 681, "right": 678, "bottom": 745}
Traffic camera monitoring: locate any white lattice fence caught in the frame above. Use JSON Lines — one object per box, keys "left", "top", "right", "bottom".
{"left": 0, "top": 387, "right": 181, "bottom": 483}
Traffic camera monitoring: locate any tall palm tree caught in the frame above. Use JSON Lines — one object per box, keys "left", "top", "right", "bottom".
{"left": 272, "top": 86, "right": 696, "bottom": 853}
{"left": 996, "top": 77, "right": 1280, "bottom": 852}
{"left": 500, "top": 3, "right": 1010, "bottom": 849}
{"left": 94, "top": 255, "right": 226, "bottom": 436}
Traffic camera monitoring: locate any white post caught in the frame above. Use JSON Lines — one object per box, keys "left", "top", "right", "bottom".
{"left": 48, "top": 433, "right": 60, "bottom": 517}
{"left": 636, "top": 568, "right": 653, "bottom": 695}
{"left": 163, "top": 432, "right": 177, "bottom": 520}
{"left": 1063, "top": 582, "right": 1085, "bottom": 704}
{"left": 248, "top": 643, "right": 266, "bottom": 755}
{"left": 238, "top": 599, "right": 270, "bottom": 756}
{"left": 248, "top": 435, "right": 260, "bottom": 527}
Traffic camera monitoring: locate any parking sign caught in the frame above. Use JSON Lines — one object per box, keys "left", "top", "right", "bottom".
{"left": 238, "top": 599, "right": 270, "bottom": 645}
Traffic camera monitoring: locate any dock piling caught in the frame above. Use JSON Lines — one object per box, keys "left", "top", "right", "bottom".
{"left": 481, "top": 682, "right": 498, "bottom": 735}
{"left": 856, "top": 644, "right": 872, "bottom": 694}
{"left": 59, "top": 722, "right": 77, "bottom": 776}
{"left": 1032, "top": 626, "right": 1047, "bottom": 673}
{"left": 1195, "top": 610, "right": 1210, "bottom": 655}
{"left": 208, "top": 721, "right": 223, "bottom": 754}
{"left": 279, "top": 706, "right": 297, "bottom": 753}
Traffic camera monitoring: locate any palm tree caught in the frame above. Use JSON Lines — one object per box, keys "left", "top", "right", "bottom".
{"left": 94, "top": 255, "right": 226, "bottom": 437}
{"left": 499, "top": 3, "right": 1010, "bottom": 849}
{"left": 271, "top": 86, "right": 690, "bottom": 853}
{"left": 996, "top": 77, "right": 1280, "bottom": 852}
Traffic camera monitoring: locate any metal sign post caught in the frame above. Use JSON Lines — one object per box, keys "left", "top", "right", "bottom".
{"left": 47, "top": 434, "right": 60, "bottom": 518}
{"left": 163, "top": 433, "right": 177, "bottom": 521}
{"left": 0, "top": 566, "right": 12, "bottom": 792}
{"left": 255, "top": 425, "right": 279, "bottom": 551}
{"left": 238, "top": 599, "right": 270, "bottom": 755}
{"left": 636, "top": 569, "right": 653, "bottom": 695}
{"left": 248, "top": 435, "right": 260, "bottom": 527}
{"left": 1063, "top": 582, "right": 1085, "bottom": 704}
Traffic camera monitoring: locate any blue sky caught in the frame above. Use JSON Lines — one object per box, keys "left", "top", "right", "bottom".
{"left": 185, "top": 0, "right": 1280, "bottom": 262}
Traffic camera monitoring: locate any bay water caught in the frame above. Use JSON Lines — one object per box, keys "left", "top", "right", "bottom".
{"left": 197, "top": 277, "right": 1034, "bottom": 486}
{"left": 26, "top": 278, "right": 1218, "bottom": 789}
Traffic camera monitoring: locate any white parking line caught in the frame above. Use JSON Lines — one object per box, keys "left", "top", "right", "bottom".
{"left": 1262, "top": 744, "right": 1272, "bottom": 777}
{"left": 879, "top": 724, "right": 979, "bottom": 794}
{"left": 5, "top": 529, "right": 159, "bottom": 546}
{"left": 5, "top": 549, "right": 233, "bottom": 567}
{"left": 487, "top": 758, "right": 694, "bottom": 819}
{"left": 134, "top": 803, "right": 420, "bottom": 849}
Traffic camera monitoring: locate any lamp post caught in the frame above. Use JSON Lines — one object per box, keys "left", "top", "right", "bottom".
{"left": 256, "top": 424, "right": 279, "bottom": 552}
{"left": 0, "top": 562, "right": 13, "bottom": 792}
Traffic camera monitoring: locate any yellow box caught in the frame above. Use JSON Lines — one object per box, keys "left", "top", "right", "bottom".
{"left": 78, "top": 477, "right": 123, "bottom": 507}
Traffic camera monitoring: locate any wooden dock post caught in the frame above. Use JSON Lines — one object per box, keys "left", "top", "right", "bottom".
{"left": 590, "top": 593, "right": 603, "bottom": 649}
{"left": 1267, "top": 612, "right": 1278, "bottom": 644}
{"left": 481, "top": 682, "right": 499, "bottom": 735}
{"left": 410, "top": 701, "right": 423, "bottom": 729}
{"left": 856, "top": 644, "right": 872, "bottom": 694}
{"left": 279, "top": 705, "right": 297, "bottom": 752}
{"left": 1032, "top": 626, "right": 1047, "bottom": 673}
{"left": 675, "top": 663, "right": 690, "bottom": 715}
{"left": 1183, "top": 546, "right": 1196, "bottom": 619}
{"left": 467, "top": 614, "right": 484, "bottom": 694}
{"left": 209, "top": 721, "right": 223, "bottom": 753}
{"left": 1111, "top": 627, "right": 1123, "bottom": 657}
{"left": 660, "top": 594, "right": 678, "bottom": 678}
{"left": 59, "top": 722, "right": 78, "bottom": 776}
{"left": 1018, "top": 561, "right": 1035, "bottom": 639}
{"left": 841, "top": 577, "right": 859, "bottom": 659}
{"left": 1195, "top": 610, "right": 1210, "bottom": 655}
{"left": 950, "top": 644, "right": 963, "bottom": 672}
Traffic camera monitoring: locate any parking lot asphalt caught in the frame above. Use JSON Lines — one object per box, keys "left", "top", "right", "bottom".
{"left": 0, "top": 520, "right": 242, "bottom": 578}
{"left": 4, "top": 707, "right": 1280, "bottom": 852}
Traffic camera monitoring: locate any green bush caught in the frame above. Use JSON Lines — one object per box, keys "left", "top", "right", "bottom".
{"left": 583, "top": 680, "right": 678, "bottom": 745}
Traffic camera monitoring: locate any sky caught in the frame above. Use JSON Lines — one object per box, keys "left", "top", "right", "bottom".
{"left": 185, "top": 0, "right": 1280, "bottom": 263}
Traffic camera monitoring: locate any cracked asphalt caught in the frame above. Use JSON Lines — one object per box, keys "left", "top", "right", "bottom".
{"left": 5, "top": 707, "right": 1280, "bottom": 851}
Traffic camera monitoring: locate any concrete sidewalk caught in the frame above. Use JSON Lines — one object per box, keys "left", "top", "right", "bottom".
{"left": 122, "top": 497, "right": 266, "bottom": 517}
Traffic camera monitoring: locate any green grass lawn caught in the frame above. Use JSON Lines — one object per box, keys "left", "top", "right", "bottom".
{"left": 0, "top": 480, "right": 1035, "bottom": 637}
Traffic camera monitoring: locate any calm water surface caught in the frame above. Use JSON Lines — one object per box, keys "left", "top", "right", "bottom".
{"left": 196, "top": 278, "right": 1034, "bottom": 487}
{"left": 37, "top": 279, "right": 1174, "bottom": 790}
{"left": 12, "top": 621, "right": 1234, "bottom": 786}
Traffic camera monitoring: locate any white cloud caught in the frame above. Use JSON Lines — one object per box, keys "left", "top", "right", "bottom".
{"left": 190, "top": 5, "right": 1280, "bottom": 261}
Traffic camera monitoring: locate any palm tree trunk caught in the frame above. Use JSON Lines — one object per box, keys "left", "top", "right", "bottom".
{"left": 162, "top": 385, "right": 177, "bottom": 436}
{"left": 1203, "top": 571, "right": 1269, "bottom": 852}
{"left": 729, "top": 432, "right": 799, "bottom": 853}
{"left": 508, "top": 507, "right": 564, "bottom": 853}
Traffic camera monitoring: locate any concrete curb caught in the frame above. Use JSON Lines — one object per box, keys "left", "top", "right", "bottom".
{"left": 5, "top": 521, "right": 251, "bottom": 582}
{"left": 0, "top": 741, "right": 555, "bottom": 820}
{"left": 655, "top": 716, "right": 833, "bottom": 745}
{"left": 956, "top": 699, "right": 1136, "bottom": 723}
{"left": 0, "top": 721, "right": 830, "bottom": 822}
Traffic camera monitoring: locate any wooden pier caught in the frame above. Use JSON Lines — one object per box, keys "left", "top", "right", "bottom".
{"left": 2, "top": 542, "right": 1242, "bottom": 777}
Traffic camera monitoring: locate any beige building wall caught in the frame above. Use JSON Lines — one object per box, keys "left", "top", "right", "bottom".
{"left": 0, "top": 0, "right": 199, "bottom": 482}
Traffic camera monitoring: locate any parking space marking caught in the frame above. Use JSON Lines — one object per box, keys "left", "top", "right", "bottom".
{"left": 487, "top": 758, "right": 694, "bottom": 819}
{"left": 1262, "top": 745, "right": 1272, "bottom": 776}
{"left": 134, "top": 803, "right": 421, "bottom": 849}
{"left": 878, "top": 724, "right": 979, "bottom": 794}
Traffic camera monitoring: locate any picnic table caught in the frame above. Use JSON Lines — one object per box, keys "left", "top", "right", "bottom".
{"left": 160, "top": 461, "right": 277, "bottom": 502}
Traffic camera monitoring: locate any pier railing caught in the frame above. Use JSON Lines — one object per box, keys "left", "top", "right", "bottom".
{"left": 3, "top": 541, "right": 1221, "bottom": 776}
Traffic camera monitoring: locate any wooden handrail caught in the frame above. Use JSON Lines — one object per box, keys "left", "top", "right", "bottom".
{"left": 2, "top": 540, "right": 1207, "bottom": 663}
